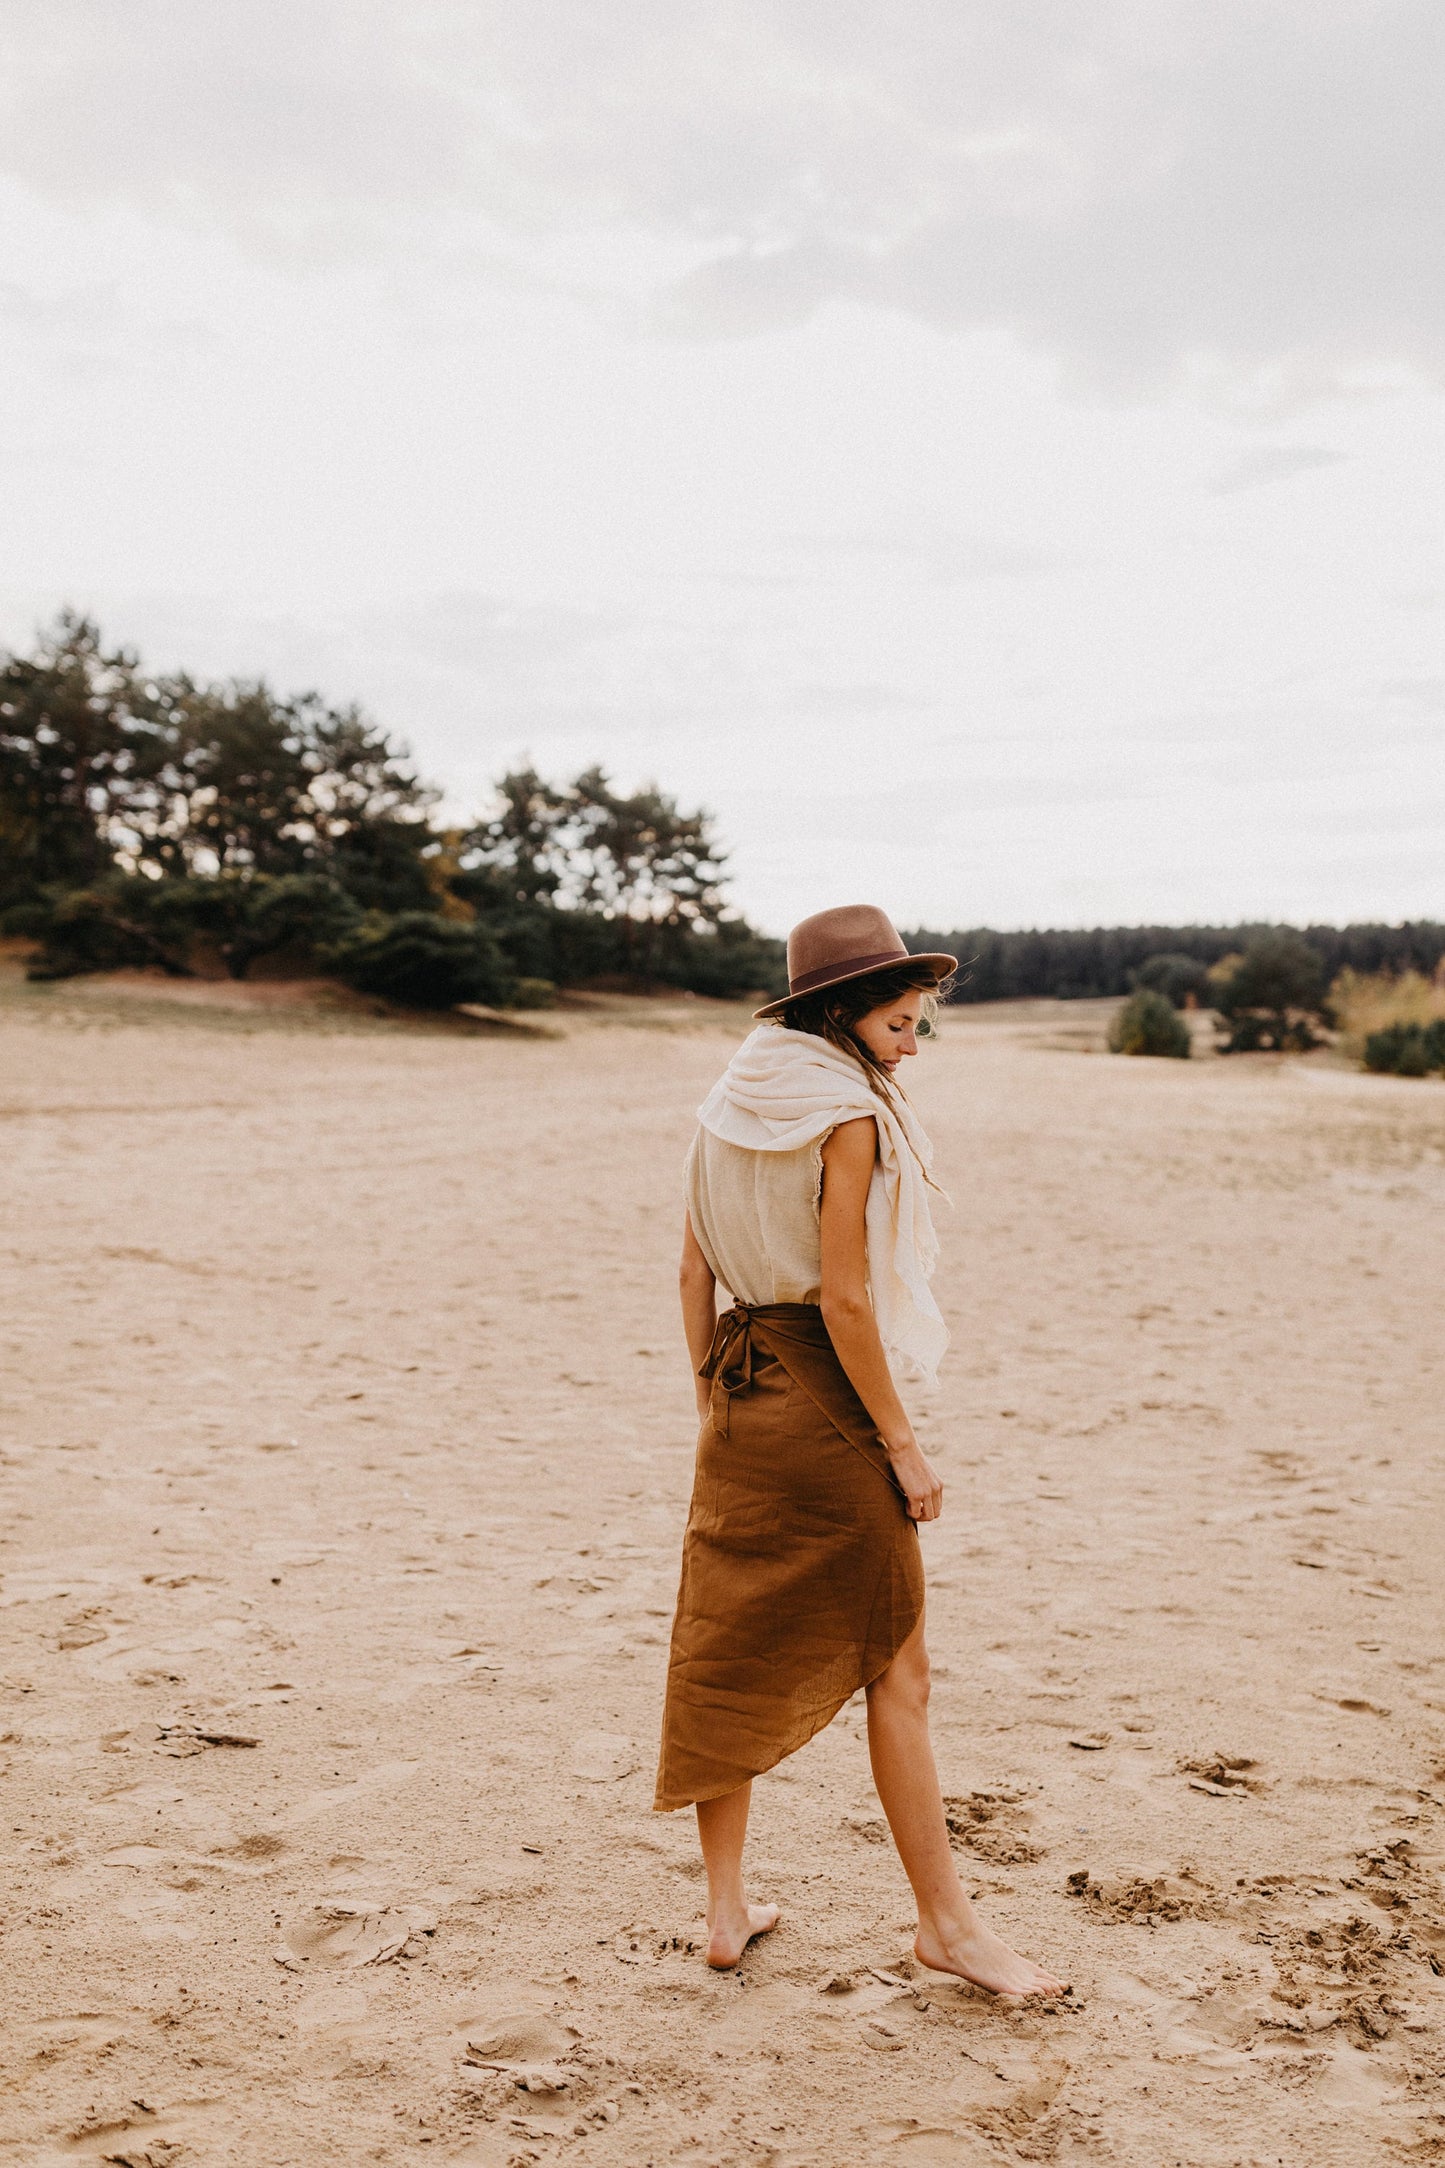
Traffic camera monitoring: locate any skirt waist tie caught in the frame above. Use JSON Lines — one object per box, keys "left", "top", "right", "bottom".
{"left": 699, "top": 1305, "right": 755, "bottom": 1437}
{"left": 699, "top": 1303, "right": 814, "bottom": 1436}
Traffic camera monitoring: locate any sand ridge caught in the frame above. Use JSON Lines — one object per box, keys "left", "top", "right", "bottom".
{"left": 1, "top": 976, "right": 1443, "bottom": 2164}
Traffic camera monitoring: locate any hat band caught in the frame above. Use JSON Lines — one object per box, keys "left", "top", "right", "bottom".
{"left": 788, "top": 947, "right": 910, "bottom": 997}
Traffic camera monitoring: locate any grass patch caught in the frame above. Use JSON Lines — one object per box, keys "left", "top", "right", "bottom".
{"left": 1330, "top": 968, "right": 1445, "bottom": 1061}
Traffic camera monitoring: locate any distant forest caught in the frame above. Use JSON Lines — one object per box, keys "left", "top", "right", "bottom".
{"left": 911, "top": 921, "right": 1445, "bottom": 1005}
{"left": 2, "top": 613, "right": 1438, "bottom": 1012}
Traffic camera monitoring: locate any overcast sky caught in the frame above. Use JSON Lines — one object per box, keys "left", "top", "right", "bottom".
{"left": 3, "top": 1, "right": 1442, "bottom": 934}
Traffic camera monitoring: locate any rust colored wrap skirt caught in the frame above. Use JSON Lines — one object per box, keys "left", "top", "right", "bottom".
{"left": 654, "top": 1303, "right": 924, "bottom": 1811}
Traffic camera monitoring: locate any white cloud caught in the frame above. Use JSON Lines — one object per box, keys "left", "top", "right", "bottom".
{"left": 3, "top": 3, "right": 1443, "bottom": 390}
{"left": 1, "top": 3, "right": 1441, "bottom": 932}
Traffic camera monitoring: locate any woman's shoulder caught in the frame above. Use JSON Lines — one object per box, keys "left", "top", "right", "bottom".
{"left": 821, "top": 1113, "right": 880, "bottom": 1163}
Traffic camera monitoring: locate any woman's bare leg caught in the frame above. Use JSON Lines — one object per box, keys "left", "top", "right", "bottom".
{"left": 866, "top": 1618, "right": 1067, "bottom": 1998}
{"left": 695, "top": 1781, "right": 780, "bottom": 1968}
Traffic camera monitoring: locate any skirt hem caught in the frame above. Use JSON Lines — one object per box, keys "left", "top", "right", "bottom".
{"left": 651, "top": 1586, "right": 922, "bottom": 1812}
{"left": 653, "top": 1301, "right": 926, "bottom": 1814}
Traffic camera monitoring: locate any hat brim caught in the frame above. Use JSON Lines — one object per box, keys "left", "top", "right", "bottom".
{"left": 752, "top": 950, "right": 958, "bottom": 1021}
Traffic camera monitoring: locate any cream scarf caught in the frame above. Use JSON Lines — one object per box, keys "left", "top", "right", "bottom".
{"left": 696, "top": 1024, "right": 948, "bottom": 1386}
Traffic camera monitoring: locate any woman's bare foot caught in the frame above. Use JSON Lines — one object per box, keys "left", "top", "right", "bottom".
{"left": 914, "top": 1918, "right": 1067, "bottom": 2000}
{"left": 706, "top": 1900, "right": 780, "bottom": 1969}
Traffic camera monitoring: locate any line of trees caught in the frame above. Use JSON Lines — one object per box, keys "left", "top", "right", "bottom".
{"left": 4, "top": 613, "right": 1438, "bottom": 1016}
{"left": 0, "top": 614, "right": 784, "bottom": 1006}
{"left": 914, "top": 920, "right": 1445, "bottom": 1004}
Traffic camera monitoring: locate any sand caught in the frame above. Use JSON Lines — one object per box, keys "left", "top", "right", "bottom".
{"left": 2, "top": 965, "right": 1442, "bottom": 2167}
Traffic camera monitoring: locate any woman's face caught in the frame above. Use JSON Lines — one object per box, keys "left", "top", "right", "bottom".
{"left": 851, "top": 989, "right": 925, "bottom": 1078}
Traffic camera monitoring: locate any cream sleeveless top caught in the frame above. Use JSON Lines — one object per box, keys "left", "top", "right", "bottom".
{"left": 684, "top": 1126, "right": 825, "bottom": 1305}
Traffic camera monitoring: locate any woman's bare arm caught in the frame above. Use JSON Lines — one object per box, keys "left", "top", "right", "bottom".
{"left": 680, "top": 1211, "right": 719, "bottom": 1418}
{"left": 819, "top": 1116, "right": 944, "bottom": 1521}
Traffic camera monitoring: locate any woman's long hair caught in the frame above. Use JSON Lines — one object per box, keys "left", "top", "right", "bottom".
{"left": 773, "top": 960, "right": 954, "bottom": 1102}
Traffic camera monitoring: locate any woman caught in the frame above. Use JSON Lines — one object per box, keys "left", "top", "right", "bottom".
{"left": 655, "top": 904, "right": 1065, "bottom": 1998}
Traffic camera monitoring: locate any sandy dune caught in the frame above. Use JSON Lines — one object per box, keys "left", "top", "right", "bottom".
{"left": 1, "top": 970, "right": 1442, "bottom": 2166}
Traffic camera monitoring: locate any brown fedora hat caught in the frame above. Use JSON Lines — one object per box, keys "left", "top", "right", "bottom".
{"left": 754, "top": 904, "right": 957, "bottom": 1020}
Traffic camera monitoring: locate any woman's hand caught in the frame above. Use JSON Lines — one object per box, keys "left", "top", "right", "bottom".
{"left": 883, "top": 1437, "right": 944, "bottom": 1521}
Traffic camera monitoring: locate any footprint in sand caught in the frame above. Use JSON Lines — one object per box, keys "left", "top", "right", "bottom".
{"left": 284, "top": 1892, "right": 436, "bottom": 1968}
{"left": 291, "top": 1979, "right": 429, "bottom": 2086}
{"left": 1106, "top": 1974, "right": 1323, "bottom": 2082}
{"left": 1262, "top": 1903, "right": 1420, "bottom": 2043}
{"left": 1065, "top": 1864, "right": 1221, "bottom": 1923}
{"left": 943, "top": 1791, "right": 1044, "bottom": 1865}
{"left": 1309, "top": 2040, "right": 1407, "bottom": 2109}
{"left": 113, "top": 1886, "right": 201, "bottom": 1943}
{"left": 874, "top": 2128, "right": 987, "bottom": 2164}
{"left": 221, "top": 1831, "right": 288, "bottom": 1868}
{"left": 463, "top": 2011, "right": 578, "bottom": 2068}
{"left": 23, "top": 2008, "right": 136, "bottom": 2060}
{"left": 944, "top": 2046, "right": 1070, "bottom": 2142}
{"left": 1157, "top": 1990, "right": 1269, "bottom": 2074}
{"left": 607, "top": 1923, "right": 704, "bottom": 1964}
{"left": 1178, "top": 1753, "right": 1266, "bottom": 1797}
{"left": 459, "top": 2003, "right": 585, "bottom": 2115}
{"left": 103, "top": 1834, "right": 285, "bottom": 1890}
{"left": 62, "top": 2122, "right": 189, "bottom": 2168}
{"left": 708, "top": 1979, "right": 816, "bottom": 2052}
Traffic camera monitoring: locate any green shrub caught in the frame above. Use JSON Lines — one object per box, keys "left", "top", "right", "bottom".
{"left": 1214, "top": 930, "right": 1329, "bottom": 1052}
{"left": 1363, "top": 1021, "right": 1444, "bottom": 1076}
{"left": 1225, "top": 1014, "right": 1320, "bottom": 1053}
{"left": 0, "top": 898, "right": 51, "bottom": 939}
{"left": 224, "top": 874, "right": 362, "bottom": 979}
{"left": 1130, "top": 952, "right": 1211, "bottom": 1007}
{"left": 1108, "top": 989, "right": 1191, "bottom": 1059}
{"left": 1363, "top": 1023, "right": 1406, "bottom": 1072}
{"left": 24, "top": 884, "right": 192, "bottom": 980}
{"left": 19, "top": 873, "right": 329, "bottom": 981}
{"left": 331, "top": 912, "right": 516, "bottom": 1010}
{"left": 508, "top": 976, "right": 556, "bottom": 1009}
{"left": 142, "top": 876, "right": 246, "bottom": 953}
